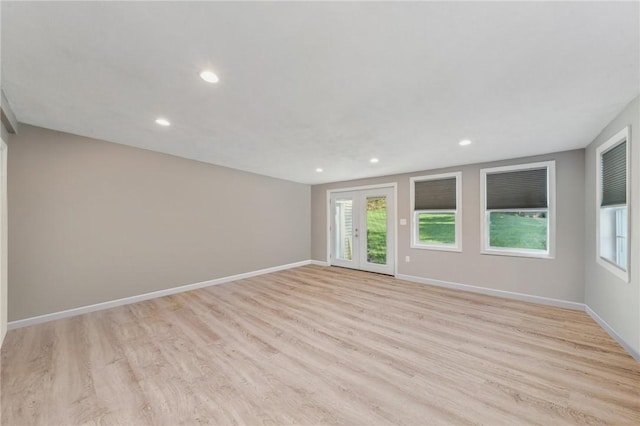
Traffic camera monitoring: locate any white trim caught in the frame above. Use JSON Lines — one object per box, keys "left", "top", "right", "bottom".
{"left": 397, "top": 273, "right": 640, "bottom": 361}
{"left": 327, "top": 182, "right": 399, "bottom": 193}
{"left": 326, "top": 190, "right": 331, "bottom": 265}
{"left": 326, "top": 183, "right": 398, "bottom": 275}
{"left": 396, "top": 273, "right": 584, "bottom": 311}
{"left": 393, "top": 184, "right": 398, "bottom": 276}
{"left": 480, "top": 160, "right": 556, "bottom": 259}
{"left": 585, "top": 305, "right": 640, "bottom": 362}
{"left": 410, "top": 172, "right": 462, "bottom": 252}
{"left": 7, "top": 260, "right": 311, "bottom": 330}
{"left": 595, "top": 126, "right": 630, "bottom": 283}
{"left": 0, "top": 139, "right": 6, "bottom": 347}
{"left": 8, "top": 260, "right": 639, "bottom": 362}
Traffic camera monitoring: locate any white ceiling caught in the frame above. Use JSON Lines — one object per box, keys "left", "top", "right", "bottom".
{"left": 2, "top": 1, "right": 638, "bottom": 184}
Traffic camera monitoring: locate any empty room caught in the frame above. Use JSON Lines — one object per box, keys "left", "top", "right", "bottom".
{"left": 1, "top": 1, "right": 639, "bottom": 425}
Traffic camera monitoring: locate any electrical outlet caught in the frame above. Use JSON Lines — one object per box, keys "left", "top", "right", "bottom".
{"left": 405, "top": 256, "right": 410, "bottom": 262}
{"left": 400, "top": 218, "right": 407, "bottom": 226}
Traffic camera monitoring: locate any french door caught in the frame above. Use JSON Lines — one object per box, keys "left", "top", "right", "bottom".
{"left": 330, "top": 187, "right": 395, "bottom": 275}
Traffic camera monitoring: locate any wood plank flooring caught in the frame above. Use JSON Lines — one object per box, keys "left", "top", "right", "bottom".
{"left": 1, "top": 265, "right": 639, "bottom": 425}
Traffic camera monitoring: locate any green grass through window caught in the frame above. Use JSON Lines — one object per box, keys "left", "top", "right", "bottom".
{"left": 366, "top": 201, "right": 387, "bottom": 264}
{"left": 366, "top": 208, "right": 548, "bottom": 262}
{"left": 417, "top": 213, "right": 455, "bottom": 245}
{"left": 489, "top": 212, "right": 547, "bottom": 250}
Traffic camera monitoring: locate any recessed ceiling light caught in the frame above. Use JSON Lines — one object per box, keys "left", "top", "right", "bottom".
{"left": 200, "top": 70, "right": 219, "bottom": 83}
{"left": 315, "top": 168, "right": 323, "bottom": 173}
{"left": 155, "top": 118, "right": 171, "bottom": 126}
{"left": 370, "top": 158, "right": 379, "bottom": 164}
{"left": 459, "top": 139, "right": 472, "bottom": 146}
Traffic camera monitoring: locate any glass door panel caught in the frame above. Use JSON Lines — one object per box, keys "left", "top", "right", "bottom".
{"left": 335, "top": 199, "right": 354, "bottom": 261}
{"left": 366, "top": 196, "right": 387, "bottom": 265}
{"left": 330, "top": 192, "right": 360, "bottom": 270}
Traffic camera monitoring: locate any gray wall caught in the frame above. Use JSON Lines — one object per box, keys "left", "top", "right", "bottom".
{"left": 7, "top": 125, "right": 310, "bottom": 321}
{"left": 312, "top": 149, "right": 585, "bottom": 303}
{"left": 585, "top": 96, "right": 639, "bottom": 354}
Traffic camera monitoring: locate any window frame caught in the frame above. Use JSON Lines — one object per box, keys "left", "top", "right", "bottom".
{"left": 410, "top": 172, "right": 462, "bottom": 252}
{"left": 480, "top": 160, "right": 556, "bottom": 259}
{"left": 596, "top": 127, "right": 630, "bottom": 282}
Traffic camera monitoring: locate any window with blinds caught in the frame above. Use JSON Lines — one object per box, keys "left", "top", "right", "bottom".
{"left": 601, "top": 141, "right": 627, "bottom": 207}
{"left": 480, "top": 161, "right": 555, "bottom": 258}
{"left": 410, "top": 172, "right": 461, "bottom": 251}
{"left": 486, "top": 168, "right": 548, "bottom": 210}
{"left": 596, "top": 127, "right": 629, "bottom": 281}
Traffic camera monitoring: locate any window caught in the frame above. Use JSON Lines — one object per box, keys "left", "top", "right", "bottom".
{"left": 480, "top": 161, "right": 555, "bottom": 258}
{"left": 410, "top": 172, "right": 461, "bottom": 251}
{"left": 596, "top": 127, "right": 629, "bottom": 282}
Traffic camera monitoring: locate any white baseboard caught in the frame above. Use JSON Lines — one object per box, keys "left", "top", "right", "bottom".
{"left": 396, "top": 273, "right": 640, "bottom": 361}
{"left": 8, "top": 260, "right": 311, "bottom": 330}
{"left": 396, "top": 274, "right": 585, "bottom": 311}
{"left": 9, "top": 263, "right": 639, "bottom": 363}
{"left": 585, "top": 305, "right": 640, "bottom": 362}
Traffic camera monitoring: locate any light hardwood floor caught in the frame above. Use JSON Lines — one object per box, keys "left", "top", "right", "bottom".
{"left": 1, "top": 265, "right": 639, "bottom": 425}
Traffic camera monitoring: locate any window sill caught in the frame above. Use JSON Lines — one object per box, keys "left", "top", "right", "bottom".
{"left": 596, "top": 256, "right": 629, "bottom": 282}
{"left": 481, "top": 248, "right": 554, "bottom": 260}
{"left": 411, "top": 243, "right": 461, "bottom": 253}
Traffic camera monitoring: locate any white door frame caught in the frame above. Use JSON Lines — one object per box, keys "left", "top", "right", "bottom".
{"left": 326, "top": 183, "right": 398, "bottom": 276}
